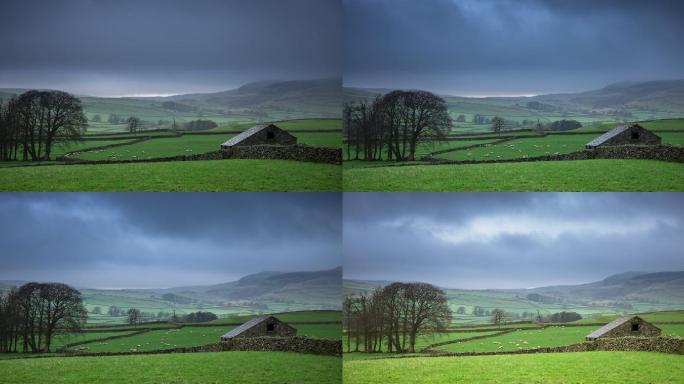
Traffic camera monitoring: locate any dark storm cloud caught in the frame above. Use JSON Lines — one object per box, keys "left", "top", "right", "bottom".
{"left": 343, "top": 193, "right": 684, "bottom": 289}
{"left": 0, "top": 0, "right": 342, "bottom": 95}
{"left": 0, "top": 193, "right": 341, "bottom": 288}
{"left": 344, "top": 0, "right": 684, "bottom": 95}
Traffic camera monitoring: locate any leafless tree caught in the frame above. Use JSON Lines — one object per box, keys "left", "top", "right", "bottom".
{"left": 491, "top": 116, "right": 505, "bottom": 135}
{"left": 491, "top": 308, "right": 505, "bottom": 327}
{"left": 127, "top": 308, "right": 142, "bottom": 326}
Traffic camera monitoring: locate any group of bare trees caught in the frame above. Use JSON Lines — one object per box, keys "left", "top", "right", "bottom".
{"left": 0, "top": 283, "right": 87, "bottom": 353}
{"left": 0, "top": 90, "right": 88, "bottom": 161}
{"left": 343, "top": 282, "right": 452, "bottom": 354}
{"left": 344, "top": 90, "right": 453, "bottom": 161}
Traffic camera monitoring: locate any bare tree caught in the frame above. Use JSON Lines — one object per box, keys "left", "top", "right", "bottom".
{"left": 127, "top": 116, "right": 140, "bottom": 134}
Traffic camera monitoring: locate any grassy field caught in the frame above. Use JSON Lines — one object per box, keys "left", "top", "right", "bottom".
{"left": 207, "top": 310, "right": 342, "bottom": 325}
{"left": 0, "top": 351, "right": 341, "bottom": 384}
{"left": 343, "top": 159, "right": 684, "bottom": 191}
{"left": 69, "top": 131, "right": 340, "bottom": 161}
{"left": 434, "top": 326, "right": 595, "bottom": 353}
{"left": 573, "top": 310, "right": 684, "bottom": 324}
{"left": 344, "top": 351, "right": 684, "bottom": 384}
{"left": 346, "top": 331, "right": 502, "bottom": 354}
{"left": 69, "top": 323, "right": 339, "bottom": 353}
{"left": 0, "top": 159, "right": 341, "bottom": 191}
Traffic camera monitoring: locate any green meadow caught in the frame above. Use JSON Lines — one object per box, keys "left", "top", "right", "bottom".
{"left": 343, "top": 351, "right": 684, "bottom": 384}
{"left": 0, "top": 351, "right": 341, "bottom": 384}
{"left": 434, "top": 326, "right": 596, "bottom": 353}
{"left": 0, "top": 159, "right": 341, "bottom": 192}
{"left": 343, "top": 159, "right": 684, "bottom": 192}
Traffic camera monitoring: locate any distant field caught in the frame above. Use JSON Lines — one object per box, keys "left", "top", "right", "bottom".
{"left": 573, "top": 310, "right": 684, "bottom": 324}
{"left": 434, "top": 326, "right": 595, "bottom": 353}
{"left": 51, "top": 139, "right": 138, "bottom": 159}
{"left": 0, "top": 351, "right": 341, "bottom": 384}
{"left": 343, "top": 159, "right": 684, "bottom": 192}
{"left": 344, "top": 351, "right": 684, "bottom": 384}
{"left": 0, "top": 159, "right": 341, "bottom": 192}
{"left": 577, "top": 118, "right": 684, "bottom": 132}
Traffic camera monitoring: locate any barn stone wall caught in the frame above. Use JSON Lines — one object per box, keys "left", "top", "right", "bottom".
{"left": 596, "top": 125, "right": 662, "bottom": 147}
{"left": 592, "top": 318, "right": 661, "bottom": 339}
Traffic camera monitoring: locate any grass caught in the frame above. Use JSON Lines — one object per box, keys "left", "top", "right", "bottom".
{"left": 347, "top": 331, "right": 502, "bottom": 353}
{"left": 208, "top": 310, "right": 342, "bottom": 325}
{"left": 574, "top": 310, "right": 684, "bottom": 324}
{"left": 434, "top": 326, "right": 595, "bottom": 353}
{"left": 0, "top": 159, "right": 341, "bottom": 192}
{"left": 0, "top": 351, "right": 341, "bottom": 384}
{"left": 78, "top": 326, "right": 236, "bottom": 352}
{"left": 344, "top": 351, "right": 684, "bottom": 384}
{"left": 343, "top": 159, "right": 684, "bottom": 191}
{"left": 68, "top": 131, "right": 340, "bottom": 161}
{"left": 659, "top": 324, "right": 684, "bottom": 337}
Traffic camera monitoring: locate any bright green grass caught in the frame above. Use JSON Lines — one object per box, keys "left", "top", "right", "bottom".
{"left": 449, "top": 323, "right": 543, "bottom": 331}
{"left": 0, "top": 351, "right": 341, "bottom": 384}
{"left": 580, "top": 118, "right": 684, "bottom": 132}
{"left": 50, "top": 140, "right": 138, "bottom": 159}
{"left": 84, "top": 323, "right": 179, "bottom": 331}
{"left": 79, "top": 326, "right": 235, "bottom": 352}
{"left": 271, "top": 119, "right": 341, "bottom": 130}
{"left": 659, "top": 324, "right": 684, "bottom": 337}
{"left": 78, "top": 323, "right": 339, "bottom": 353}
{"left": 435, "top": 326, "right": 595, "bottom": 353}
{"left": 435, "top": 134, "right": 595, "bottom": 161}
{"left": 343, "top": 159, "right": 684, "bottom": 192}
{"left": 0, "top": 159, "right": 341, "bottom": 192}
{"left": 348, "top": 331, "right": 502, "bottom": 353}
{"left": 658, "top": 132, "right": 684, "bottom": 145}
{"left": 344, "top": 351, "right": 684, "bottom": 384}
{"left": 72, "top": 132, "right": 339, "bottom": 161}
{"left": 344, "top": 139, "right": 501, "bottom": 161}
{"left": 13, "top": 331, "right": 139, "bottom": 352}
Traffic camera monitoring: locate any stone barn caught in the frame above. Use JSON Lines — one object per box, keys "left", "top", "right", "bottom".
{"left": 220, "top": 124, "right": 297, "bottom": 149}
{"left": 220, "top": 316, "right": 297, "bottom": 341}
{"left": 585, "top": 124, "right": 661, "bottom": 149}
{"left": 585, "top": 316, "right": 661, "bottom": 341}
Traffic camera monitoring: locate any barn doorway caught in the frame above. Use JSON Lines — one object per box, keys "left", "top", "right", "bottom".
{"left": 267, "top": 131, "right": 275, "bottom": 139}
{"left": 631, "top": 323, "right": 639, "bottom": 331}
{"left": 267, "top": 323, "right": 275, "bottom": 331}
{"left": 631, "top": 132, "right": 640, "bottom": 140}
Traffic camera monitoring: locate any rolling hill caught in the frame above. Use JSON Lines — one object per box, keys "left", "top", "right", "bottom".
{"left": 0, "top": 78, "right": 342, "bottom": 133}
{"left": 0, "top": 267, "right": 342, "bottom": 322}
{"left": 345, "top": 271, "right": 684, "bottom": 322}
{"left": 345, "top": 79, "right": 684, "bottom": 131}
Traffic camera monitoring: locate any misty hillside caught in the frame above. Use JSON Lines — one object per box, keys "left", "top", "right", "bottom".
{"left": 345, "top": 271, "right": 684, "bottom": 317}
{"left": 0, "top": 78, "right": 342, "bottom": 126}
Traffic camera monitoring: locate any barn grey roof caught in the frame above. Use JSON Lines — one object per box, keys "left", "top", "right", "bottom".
{"left": 586, "top": 124, "right": 634, "bottom": 147}
{"left": 221, "top": 124, "right": 274, "bottom": 147}
{"left": 221, "top": 316, "right": 271, "bottom": 339}
{"left": 586, "top": 316, "right": 636, "bottom": 339}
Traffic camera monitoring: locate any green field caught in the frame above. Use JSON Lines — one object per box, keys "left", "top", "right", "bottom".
{"left": 0, "top": 159, "right": 341, "bottom": 191}
{"left": 343, "top": 159, "right": 684, "bottom": 191}
{"left": 344, "top": 351, "right": 684, "bottom": 384}
{"left": 69, "top": 131, "right": 340, "bottom": 161}
{"left": 574, "top": 310, "right": 684, "bottom": 324}
{"left": 346, "top": 331, "right": 501, "bottom": 354}
{"left": 0, "top": 351, "right": 341, "bottom": 384}
{"left": 434, "top": 326, "right": 595, "bottom": 353}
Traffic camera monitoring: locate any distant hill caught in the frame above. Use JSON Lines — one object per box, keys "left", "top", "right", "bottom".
{"left": 0, "top": 78, "right": 342, "bottom": 130}
{"left": 345, "top": 271, "right": 684, "bottom": 318}
{"left": 0, "top": 267, "right": 342, "bottom": 318}
{"left": 345, "top": 79, "right": 684, "bottom": 132}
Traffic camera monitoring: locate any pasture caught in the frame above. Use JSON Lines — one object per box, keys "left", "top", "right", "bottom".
{"left": 0, "top": 351, "right": 341, "bottom": 384}
{"left": 433, "top": 326, "right": 596, "bottom": 353}
{"left": 0, "top": 159, "right": 341, "bottom": 192}
{"left": 343, "top": 351, "right": 684, "bottom": 384}
{"left": 343, "top": 159, "right": 684, "bottom": 191}
{"left": 345, "top": 331, "right": 501, "bottom": 354}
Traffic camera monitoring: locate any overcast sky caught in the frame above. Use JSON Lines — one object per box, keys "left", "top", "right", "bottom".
{"left": 344, "top": 193, "right": 684, "bottom": 289}
{"left": 0, "top": 193, "right": 341, "bottom": 289}
{"left": 0, "top": 0, "right": 342, "bottom": 96}
{"left": 344, "top": 0, "right": 684, "bottom": 96}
